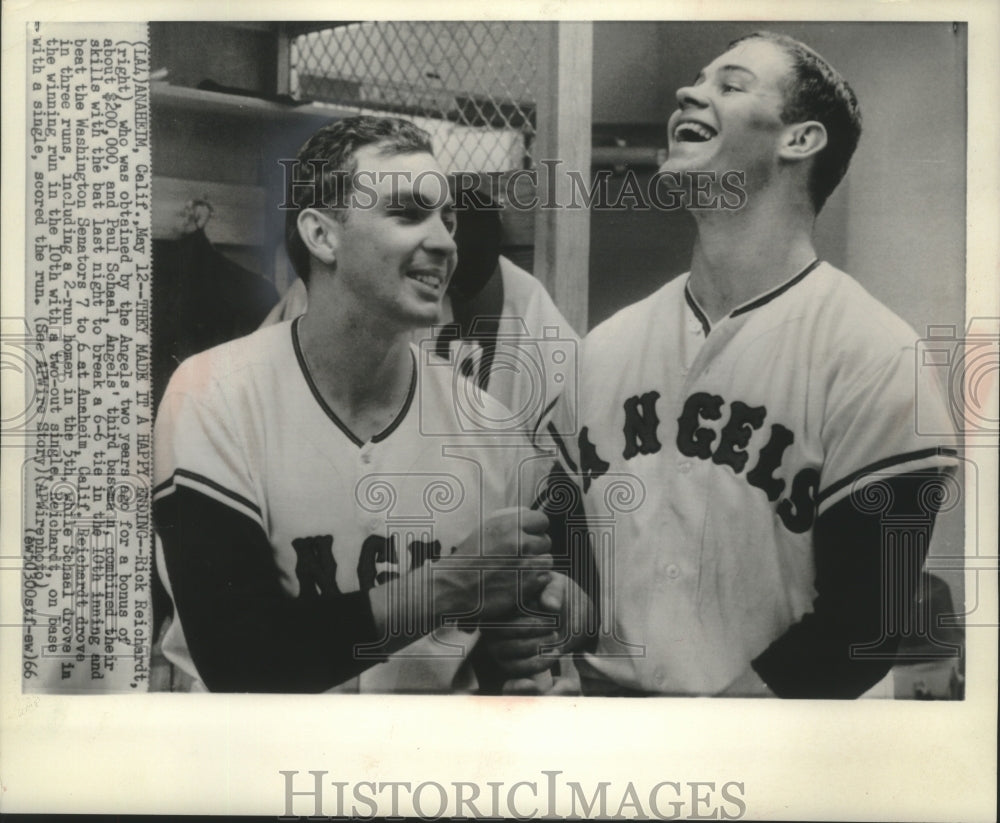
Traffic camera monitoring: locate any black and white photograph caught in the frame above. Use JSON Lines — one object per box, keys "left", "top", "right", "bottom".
{"left": 1, "top": 2, "right": 997, "bottom": 820}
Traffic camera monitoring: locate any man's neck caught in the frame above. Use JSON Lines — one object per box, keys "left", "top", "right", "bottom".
{"left": 297, "top": 298, "right": 417, "bottom": 440}
{"left": 687, "top": 190, "right": 819, "bottom": 323}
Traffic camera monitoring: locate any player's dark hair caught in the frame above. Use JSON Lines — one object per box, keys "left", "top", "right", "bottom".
{"left": 284, "top": 115, "right": 434, "bottom": 283}
{"left": 448, "top": 180, "right": 503, "bottom": 301}
{"left": 730, "top": 31, "right": 862, "bottom": 212}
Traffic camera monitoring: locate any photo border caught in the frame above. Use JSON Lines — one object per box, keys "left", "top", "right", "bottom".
{"left": 1, "top": 1, "right": 996, "bottom": 820}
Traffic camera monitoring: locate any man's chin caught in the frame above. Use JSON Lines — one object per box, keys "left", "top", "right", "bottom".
{"left": 408, "top": 300, "right": 445, "bottom": 327}
{"left": 658, "top": 159, "right": 708, "bottom": 178}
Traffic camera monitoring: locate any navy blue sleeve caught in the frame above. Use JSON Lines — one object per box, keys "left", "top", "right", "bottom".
{"left": 752, "top": 470, "right": 948, "bottom": 698}
{"left": 155, "top": 485, "right": 385, "bottom": 692}
{"left": 541, "top": 461, "right": 600, "bottom": 651}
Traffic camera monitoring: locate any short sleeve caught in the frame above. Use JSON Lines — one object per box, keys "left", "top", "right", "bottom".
{"left": 153, "top": 371, "right": 260, "bottom": 526}
{"left": 817, "top": 345, "right": 958, "bottom": 514}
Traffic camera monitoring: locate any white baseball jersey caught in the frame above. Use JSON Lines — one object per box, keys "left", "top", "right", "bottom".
{"left": 154, "top": 317, "right": 543, "bottom": 693}
{"left": 260, "top": 257, "right": 579, "bottom": 432}
{"left": 544, "top": 260, "right": 957, "bottom": 695}
{"left": 479, "top": 256, "right": 580, "bottom": 432}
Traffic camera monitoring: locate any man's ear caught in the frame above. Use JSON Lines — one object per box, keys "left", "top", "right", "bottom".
{"left": 296, "top": 208, "right": 339, "bottom": 267}
{"left": 778, "top": 121, "right": 827, "bottom": 162}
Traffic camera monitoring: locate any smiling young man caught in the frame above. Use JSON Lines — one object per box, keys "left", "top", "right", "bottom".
{"left": 152, "top": 116, "right": 564, "bottom": 693}
{"left": 542, "top": 32, "right": 958, "bottom": 698}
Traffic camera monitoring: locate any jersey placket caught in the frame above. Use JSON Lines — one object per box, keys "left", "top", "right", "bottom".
{"left": 613, "top": 285, "right": 707, "bottom": 692}
{"left": 667, "top": 287, "right": 721, "bottom": 627}
{"left": 357, "top": 440, "right": 383, "bottom": 538}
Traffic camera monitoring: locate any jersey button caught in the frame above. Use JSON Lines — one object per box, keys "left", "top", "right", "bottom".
{"left": 666, "top": 564, "right": 680, "bottom": 579}
{"left": 677, "top": 460, "right": 691, "bottom": 474}
{"left": 361, "top": 452, "right": 372, "bottom": 464}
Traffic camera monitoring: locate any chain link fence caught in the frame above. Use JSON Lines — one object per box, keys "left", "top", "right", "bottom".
{"left": 289, "top": 22, "right": 540, "bottom": 175}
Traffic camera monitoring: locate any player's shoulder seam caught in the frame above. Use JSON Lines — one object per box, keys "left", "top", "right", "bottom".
{"left": 817, "top": 264, "right": 921, "bottom": 338}
{"left": 169, "top": 322, "right": 294, "bottom": 391}
{"left": 157, "top": 331, "right": 290, "bottom": 433}
{"left": 585, "top": 276, "right": 685, "bottom": 347}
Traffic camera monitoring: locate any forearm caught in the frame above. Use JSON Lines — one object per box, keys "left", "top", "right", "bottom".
{"left": 157, "top": 487, "right": 384, "bottom": 692}
{"left": 366, "top": 559, "right": 478, "bottom": 657}
{"left": 752, "top": 471, "right": 942, "bottom": 698}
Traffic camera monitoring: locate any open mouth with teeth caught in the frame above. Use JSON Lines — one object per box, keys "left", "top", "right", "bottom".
{"left": 674, "top": 122, "right": 717, "bottom": 143}
{"left": 406, "top": 270, "right": 445, "bottom": 291}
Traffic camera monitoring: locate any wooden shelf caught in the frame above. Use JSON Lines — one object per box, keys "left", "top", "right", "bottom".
{"left": 151, "top": 83, "right": 358, "bottom": 125}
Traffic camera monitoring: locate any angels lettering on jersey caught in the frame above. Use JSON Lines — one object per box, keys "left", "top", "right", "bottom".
{"left": 291, "top": 531, "right": 444, "bottom": 600}
{"left": 545, "top": 388, "right": 818, "bottom": 534}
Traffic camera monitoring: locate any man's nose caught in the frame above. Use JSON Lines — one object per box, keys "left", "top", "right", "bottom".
{"left": 675, "top": 81, "right": 709, "bottom": 109}
{"left": 425, "top": 213, "right": 457, "bottom": 256}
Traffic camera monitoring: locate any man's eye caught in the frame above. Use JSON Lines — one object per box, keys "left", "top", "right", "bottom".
{"left": 721, "top": 84, "right": 742, "bottom": 93}
{"left": 392, "top": 207, "right": 422, "bottom": 221}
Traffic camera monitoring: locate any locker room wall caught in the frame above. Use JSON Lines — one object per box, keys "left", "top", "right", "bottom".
{"left": 150, "top": 22, "right": 278, "bottom": 275}
{"left": 588, "top": 21, "right": 966, "bottom": 344}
